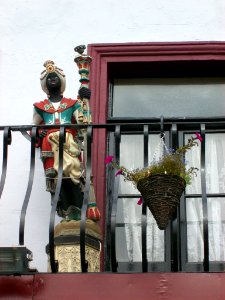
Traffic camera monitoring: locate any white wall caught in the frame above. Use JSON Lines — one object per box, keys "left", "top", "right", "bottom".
{"left": 0, "top": 0, "right": 225, "bottom": 272}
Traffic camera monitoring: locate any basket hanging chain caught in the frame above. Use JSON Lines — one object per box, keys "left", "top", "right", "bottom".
{"left": 151, "top": 133, "right": 170, "bottom": 164}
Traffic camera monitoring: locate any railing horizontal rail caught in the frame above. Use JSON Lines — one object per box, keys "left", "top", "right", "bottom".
{"left": 1, "top": 117, "right": 225, "bottom": 132}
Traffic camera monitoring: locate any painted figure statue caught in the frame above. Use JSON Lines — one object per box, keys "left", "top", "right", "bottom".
{"left": 32, "top": 60, "right": 100, "bottom": 222}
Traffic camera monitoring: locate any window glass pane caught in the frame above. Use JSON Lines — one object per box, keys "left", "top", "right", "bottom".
{"left": 208, "top": 198, "right": 225, "bottom": 261}
{"left": 185, "top": 134, "right": 201, "bottom": 195}
{"left": 119, "top": 135, "right": 143, "bottom": 194}
{"left": 112, "top": 78, "right": 225, "bottom": 118}
{"left": 119, "top": 134, "right": 161, "bottom": 194}
{"left": 116, "top": 199, "right": 164, "bottom": 263}
{"left": 147, "top": 210, "right": 164, "bottom": 262}
{"left": 206, "top": 134, "right": 225, "bottom": 193}
{"left": 186, "top": 198, "right": 203, "bottom": 262}
{"left": 185, "top": 132, "right": 225, "bottom": 194}
{"left": 116, "top": 198, "right": 142, "bottom": 262}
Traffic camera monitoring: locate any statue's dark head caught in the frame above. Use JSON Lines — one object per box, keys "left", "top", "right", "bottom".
{"left": 46, "top": 72, "right": 61, "bottom": 93}
{"left": 40, "top": 61, "right": 66, "bottom": 97}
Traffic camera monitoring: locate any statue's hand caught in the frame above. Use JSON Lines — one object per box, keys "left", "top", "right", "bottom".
{"left": 79, "top": 87, "right": 91, "bottom": 99}
{"left": 86, "top": 202, "right": 101, "bottom": 222}
{"left": 39, "top": 129, "right": 48, "bottom": 138}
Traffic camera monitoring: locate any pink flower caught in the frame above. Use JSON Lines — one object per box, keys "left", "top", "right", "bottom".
{"left": 115, "top": 169, "right": 122, "bottom": 176}
{"left": 137, "top": 197, "right": 143, "bottom": 205}
{"left": 195, "top": 132, "right": 203, "bottom": 142}
{"left": 105, "top": 155, "right": 114, "bottom": 164}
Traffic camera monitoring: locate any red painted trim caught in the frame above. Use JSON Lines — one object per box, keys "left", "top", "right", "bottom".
{"left": 0, "top": 275, "right": 34, "bottom": 299}
{"left": 33, "top": 273, "right": 225, "bottom": 300}
{"left": 87, "top": 41, "right": 225, "bottom": 269}
{"left": 1, "top": 273, "right": 225, "bottom": 299}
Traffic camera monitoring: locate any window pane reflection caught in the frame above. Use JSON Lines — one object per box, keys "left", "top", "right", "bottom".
{"left": 119, "top": 134, "right": 161, "bottom": 194}
{"left": 113, "top": 78, "right": 225, "bottom": 118}
{"left": 116, "top": 198, "right": 164, "bottom": 263}
{"left": 185, "top": 133, "right": 225, "bottom": 194}
{"left": 185, "top": 134, "right": 201, "bottom": 195}
{"left": 205, "top": 134, "right": 225, "bottom": 194}
{"left": 186, "top": 198, "right": 203, "bottom": 262}
{"left": 208, "top": 198, "right": 225, "bottom": 261}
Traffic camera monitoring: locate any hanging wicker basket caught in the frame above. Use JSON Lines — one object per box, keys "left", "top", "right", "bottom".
{"left": 137, "top": 174, "right": 186, "bottom": 230}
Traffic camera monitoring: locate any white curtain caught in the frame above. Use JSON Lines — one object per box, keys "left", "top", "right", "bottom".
{"left": 116, "top": 133, "right": 225, "bottom": 264}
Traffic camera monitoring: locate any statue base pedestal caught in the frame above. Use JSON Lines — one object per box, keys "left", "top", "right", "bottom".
{"left": 46, "top": 219, "right": 101, "bottom": 272}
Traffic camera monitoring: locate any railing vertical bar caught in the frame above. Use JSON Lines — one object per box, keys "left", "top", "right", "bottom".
{"left": 0, "top": 127, "right": 12, "bottom": 199}
{"left": 80, "top": 126, "right": 93, "bottom": 272}
{"left": 19, "top": 127, "right": 37, "bottom": 245}
{"left": 170, "top": 123, "right": 179, "bottom": 271}
{"left": 200, "top": 124, "right": 209, "bottom": 271}
{"left": 110, "top": 125, "right": 121, "bottom": 272}
{"left": 142, "top": 124, "right": 148, "bottom": 272}
{"left": 49, "top": 126, "right": 65, "bottom": 273}
{"left": 179, "top": 131, "right": 187, "bottom": 272}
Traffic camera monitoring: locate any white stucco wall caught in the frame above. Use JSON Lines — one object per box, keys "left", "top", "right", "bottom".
{"left": 0, "top": 0, "right": 225, "bottom": 272}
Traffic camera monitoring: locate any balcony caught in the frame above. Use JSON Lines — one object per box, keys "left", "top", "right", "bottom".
{"left": 0, "top": 119, "right": 225, "bottom": 299}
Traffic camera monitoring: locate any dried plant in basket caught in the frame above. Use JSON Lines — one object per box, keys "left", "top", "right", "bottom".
{"left": 105, "top": 133, "right": 203, "bottom": 230}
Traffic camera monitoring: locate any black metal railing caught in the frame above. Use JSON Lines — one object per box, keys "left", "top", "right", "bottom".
{"left": 0, "top": 118, "right": 225, "bottom": 273}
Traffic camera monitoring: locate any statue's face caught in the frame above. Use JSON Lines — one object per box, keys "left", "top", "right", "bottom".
{"left": 46, "top": 72, "right": 61, "bottom": 92}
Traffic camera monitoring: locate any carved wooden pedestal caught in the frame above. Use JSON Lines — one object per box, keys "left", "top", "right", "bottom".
{"left": 46, "top": 220, "right": 101, "bottom": 272}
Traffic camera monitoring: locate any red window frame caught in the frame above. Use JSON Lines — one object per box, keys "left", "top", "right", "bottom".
{"left": 88, "top": 42, "right": 225, "bottom": 267}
